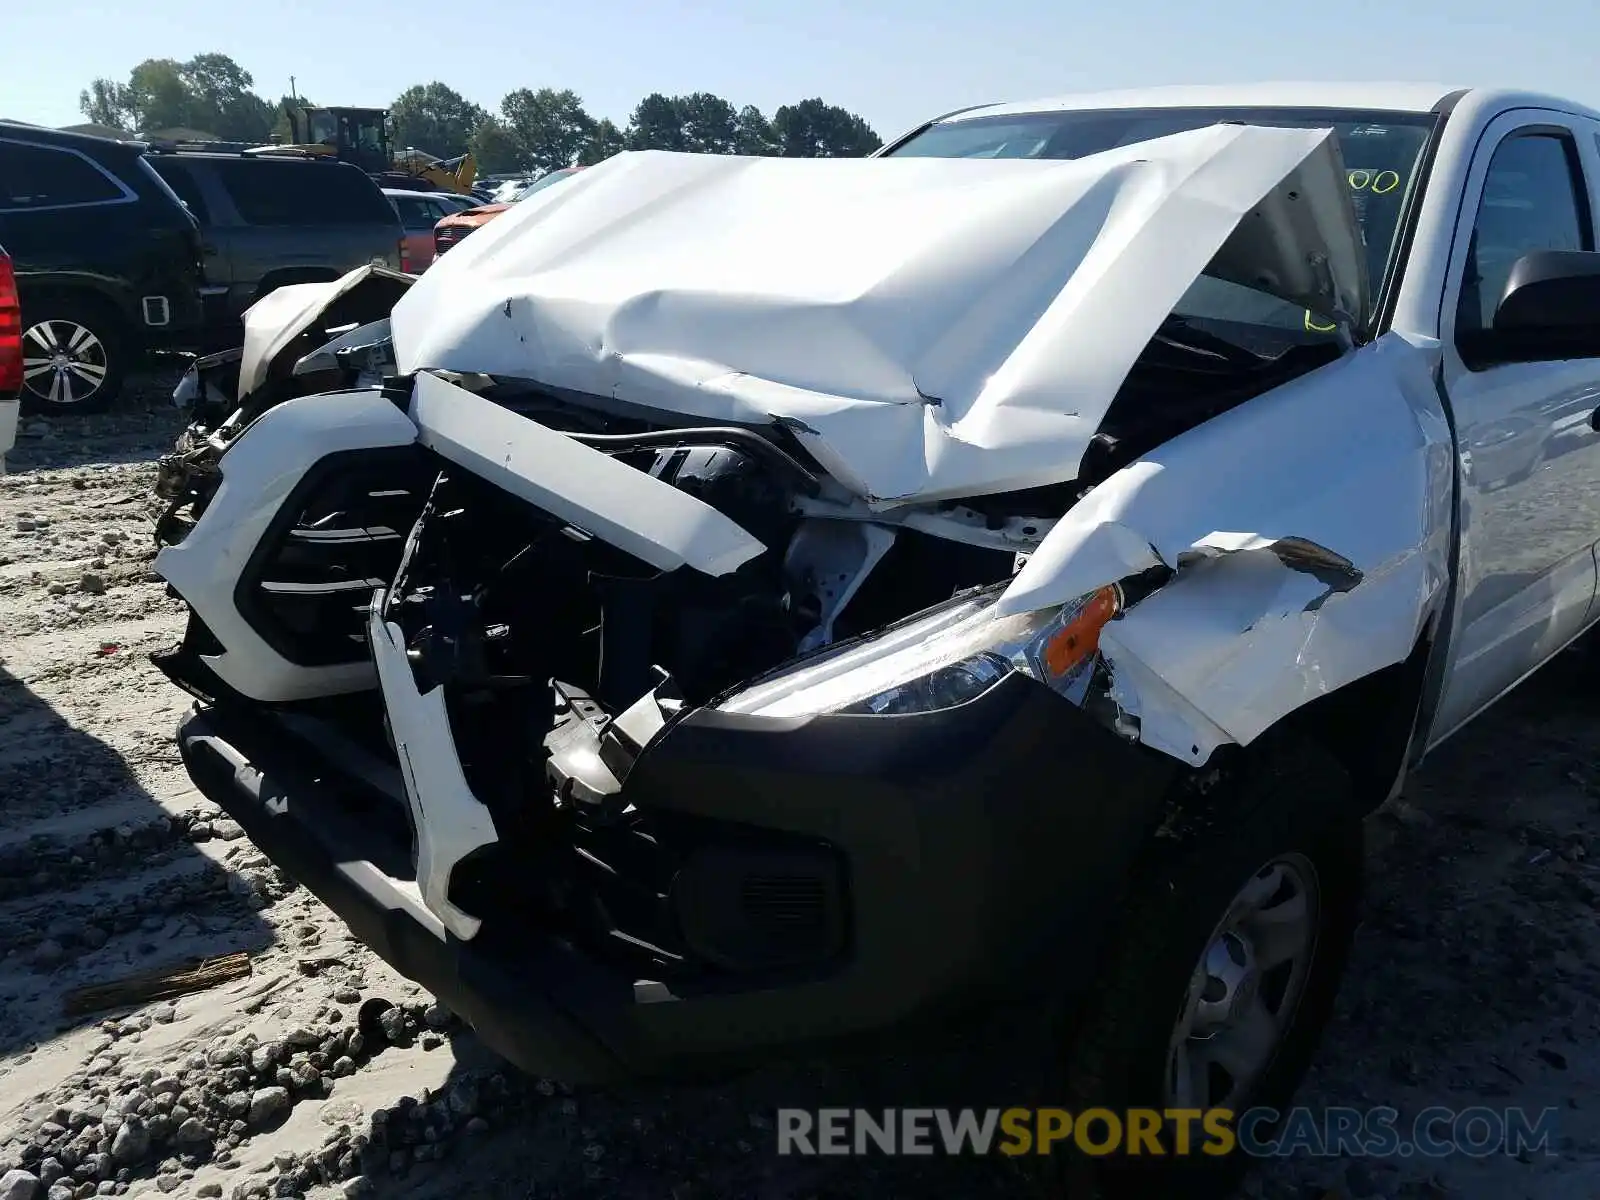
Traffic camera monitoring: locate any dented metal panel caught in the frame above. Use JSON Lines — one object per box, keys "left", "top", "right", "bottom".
{"left": 999, "top": 332, "right": 1455, "bottom": 763}
{"left": 390, "top": 127, "right": 1364, "bottom": 505}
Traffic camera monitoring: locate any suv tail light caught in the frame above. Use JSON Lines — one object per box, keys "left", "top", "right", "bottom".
{"left": 399, "top": 238, "right": 412, "bottom": 274}
{"left": 0, "top": 252, "right": 22, "bottom": 398}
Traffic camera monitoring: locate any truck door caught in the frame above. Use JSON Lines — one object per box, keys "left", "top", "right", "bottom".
{"left": 1430, "top": 112, "right": 1600, "bottom": 739}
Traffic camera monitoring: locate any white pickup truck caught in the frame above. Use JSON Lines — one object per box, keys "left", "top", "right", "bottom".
{"left": 151, "top": 83, "right": 1600, "bottom": 1195}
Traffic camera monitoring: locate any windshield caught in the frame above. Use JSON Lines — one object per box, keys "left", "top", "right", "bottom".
{"left": 886, "top": 106, "right": 1437, "bottom": 338}
{"left": 514, "top": 168, "right": 578, "bottom": 203}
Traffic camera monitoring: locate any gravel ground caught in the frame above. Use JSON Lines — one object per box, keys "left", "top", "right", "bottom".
{"left": 2, "top": 366, "right": 1600, "bottom": 1200}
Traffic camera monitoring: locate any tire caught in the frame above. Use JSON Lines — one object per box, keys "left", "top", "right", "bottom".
{"left": 18, "top": 295, "right": 130, "bottom": 415}
{"left": 1044, "top": 734, "right": 1363, "bottom": 1200}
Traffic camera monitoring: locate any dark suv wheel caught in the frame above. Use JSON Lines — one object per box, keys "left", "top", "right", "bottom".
{"left": 20, "top": 296, "right": 128, "bottom": 415}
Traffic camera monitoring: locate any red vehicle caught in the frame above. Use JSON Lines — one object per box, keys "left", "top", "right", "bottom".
{"left": 0, "top": 245, "right": 20, "bottom": 465}
{"left": 432, "top": 167, "right": 581, "bottom": 256}
{"left": 384, "top": 188, "right": 477, "bottom": 272}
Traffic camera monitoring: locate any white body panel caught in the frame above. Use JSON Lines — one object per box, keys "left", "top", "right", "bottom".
{"left": 390, "top": 126, "right": 1364, "bottom": 505}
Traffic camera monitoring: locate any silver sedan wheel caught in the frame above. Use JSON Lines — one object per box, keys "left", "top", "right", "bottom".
{"left": 22, "top": 319, "right": 109, "bottom": 407}
{"left": 1164, "top": 853, "right": 1320, "bottom": 1111}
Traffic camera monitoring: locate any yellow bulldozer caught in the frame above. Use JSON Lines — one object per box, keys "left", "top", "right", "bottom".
{"left": 247, "top": 103, "right": 478, "bottom": 196}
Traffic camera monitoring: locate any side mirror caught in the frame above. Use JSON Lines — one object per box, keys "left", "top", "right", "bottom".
{"left": 1474, "top": 250, "right": 1600, "bottom": 366}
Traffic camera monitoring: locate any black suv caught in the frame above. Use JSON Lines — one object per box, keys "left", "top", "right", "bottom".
{"left": 145, "top": 153, "right": 405, "bottom": 332}
{"left": 0, "top": 122, "right": 208, "bottom": 413}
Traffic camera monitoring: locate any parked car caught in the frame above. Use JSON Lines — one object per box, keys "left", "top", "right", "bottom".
{"left": 432, "top": 166, "right": 580, "bottom": 256}
{"left": 384, "top": 188, "right": 476, "bottom": 272}
{"left": 0, "top": 122, "right": 209, "bottom": 413}
{"left": 151, "top": 83, "right": 1600, "bottom": 1195}
{"left": 144, "top": 151, "right": 405, "bottom": 329}
{"left": 0, "top": 244, "right": 20, "bottom": 465}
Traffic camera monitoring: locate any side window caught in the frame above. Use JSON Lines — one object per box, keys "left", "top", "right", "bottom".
{"left": 393, "top": 197, "right": 430, "bottom": 229}
{"left": 150, "top": 161, "right": 210, "bottom": 224}
{"left": 1456, "top": 132, "right": 1592, "bottom": 340}
{"left": 0, "top": 142, "right": 126, "bottom": 210}
{"left": 214, "top": 161, "right": 311, "bottom": 226}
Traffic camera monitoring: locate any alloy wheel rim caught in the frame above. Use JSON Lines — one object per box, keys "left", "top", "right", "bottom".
{"left": 22, "top": 319, "right": 109, "bottom": 406}
{"left": 1163, "top": 852, "right": 1320, "bottom": 1112}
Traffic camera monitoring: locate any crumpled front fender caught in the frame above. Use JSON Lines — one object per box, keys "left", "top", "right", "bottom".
{"left": 997, "top": 332, "right": 1454, "bottom": 765}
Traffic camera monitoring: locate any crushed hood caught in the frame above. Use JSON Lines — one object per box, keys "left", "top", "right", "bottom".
{"left": 390, "top": 127, "right": 1365, "bottom": 505}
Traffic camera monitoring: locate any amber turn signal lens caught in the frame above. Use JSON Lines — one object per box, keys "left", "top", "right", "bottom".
{"left": 1042, "top": 585, "right": 1120, "bottom": 678}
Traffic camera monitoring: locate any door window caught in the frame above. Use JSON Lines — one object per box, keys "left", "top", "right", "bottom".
{"left": 147, "top": 159, "right": 210, "bottom": 223}
{"left": 0, "top": 141, "right": 128, "bottom": 210}
{"left": 212, "top": 159, "right": 396, "bottom": 226}
{"left": 1456, "top": 132, "right": 1592, "bottom": 343}
{"left": 391, "top": 196, "right": 432, "bottom": 229}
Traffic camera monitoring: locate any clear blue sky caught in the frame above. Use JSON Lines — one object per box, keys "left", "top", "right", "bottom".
{"left": 3, "top": 0, "right": 1595, "bottom": 139}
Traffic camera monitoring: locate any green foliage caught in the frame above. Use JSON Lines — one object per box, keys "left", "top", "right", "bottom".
{"left": 468, "top": 118, "right": 529, "bottom": 174}
{"left": 577, "top": 119, "right": 627, "bottom": 167}
{"left": 391, "top": 82, "right": 488, "bottom": 159}
{"left": 772, "top": 98, "right": 883, "bottom": 158}
{"left": 79, "top": 56, "right": 884, "bottom": 169}
{"left": 80, "top": 54, "right": 275, "bottom": 141}
{"left": 501, "top": 88, "right": 594, "bottom": 173}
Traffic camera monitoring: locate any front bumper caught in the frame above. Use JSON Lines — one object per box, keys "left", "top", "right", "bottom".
{"left": 171, "top": 654, "right": 1175, "bottom": 1084}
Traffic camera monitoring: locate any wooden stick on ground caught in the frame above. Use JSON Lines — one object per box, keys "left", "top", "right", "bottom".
{"left": 62, "top": 952, "right": 254, "bottom": 1018}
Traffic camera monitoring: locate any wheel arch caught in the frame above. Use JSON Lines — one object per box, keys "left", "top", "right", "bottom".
{"left": 15, "top": 275, "right": 138, "bottom": 331}
{"left": 1253, "top": 622, "right": 1435, "bottom": 816}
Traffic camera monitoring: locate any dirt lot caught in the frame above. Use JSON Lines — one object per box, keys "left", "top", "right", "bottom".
{"left": 3, "top": 367, "right": 1600, "bottom": 1200}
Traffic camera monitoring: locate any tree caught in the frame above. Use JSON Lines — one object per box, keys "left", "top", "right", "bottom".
{"left": 734, "top": 105, "right": 777, "bottom": 156}
{"left": 469, "top": 117, "right": 528, "bottom": 173}
{"left": 125, "top": 59, "right": 192, "bottom": 132}
{"left": 78, "top": 79, "right": 135, "bottom": 131}
{"left": 500, "top": 88, "right": 594, "bottom": 173}
{"left": 577, "top": 119, "right": 626, "bottom": 166}
{"left": 391, "top": 82, "right": 488, "bottom": 158}
{"left": 270, "top": 95, "right": 307, "bottom": 144}
{"left": 80, "top": 54, "right": 277, "bottom": 141}
{"left": 625, "top": 93, "right": 687, "bottom": 152}
{"left": 180, "top": 53, "right": 274, "bottom": 141}
{"left": 677, "top": 93, "right": 739, "bottom": 155}
{"left": 772, "top": 99, "right": 882, "bottom": 158}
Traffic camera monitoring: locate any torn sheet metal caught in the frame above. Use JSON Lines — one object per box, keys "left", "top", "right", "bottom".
{"left": 238, "top": 265, "right": 412, "bottom": 401}
{"left": 410, "top": 372, "right": 766, "bottom": 576}
{"left": 390, "top": 127, "right": 1363, "bottom": 505}
{"left": 999, "top": 332, "right": 1455, "bottom": 763}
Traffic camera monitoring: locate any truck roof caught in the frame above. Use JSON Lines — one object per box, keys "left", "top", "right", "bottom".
{"left": 944, "top": 83, "right": 1600, "bottom": 124}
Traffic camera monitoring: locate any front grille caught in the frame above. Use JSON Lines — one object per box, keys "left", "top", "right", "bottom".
{"left": 234, "top": 447, "right": 434, "bottom": 667}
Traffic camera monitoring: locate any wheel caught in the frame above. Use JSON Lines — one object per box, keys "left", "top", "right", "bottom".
{"left": 19, "top": 296, "right": 128, "bottom": 415}
{"left": 1046, "top": 734, "right": 1363, "bottom": 1200}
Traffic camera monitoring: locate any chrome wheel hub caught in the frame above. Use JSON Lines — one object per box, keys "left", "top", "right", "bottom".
{"left": 1165, "top": 854, "right": 1319, "bottom": 1112}
{"left": 22, "top": 319, "right": 109, "bottom": 406}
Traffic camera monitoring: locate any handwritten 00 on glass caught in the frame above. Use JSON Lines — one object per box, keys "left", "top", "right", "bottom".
{"left": 1302, "top": 169, "right": 1408, "bottom": 331}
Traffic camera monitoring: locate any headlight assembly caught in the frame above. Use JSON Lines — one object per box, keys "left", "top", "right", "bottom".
{"left": 717, "top": 584, "right": 1121, "bottom": 719}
